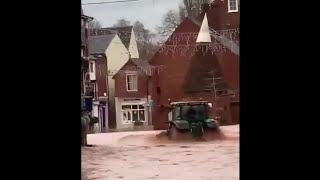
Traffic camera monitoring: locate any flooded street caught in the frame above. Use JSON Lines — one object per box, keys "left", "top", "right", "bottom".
{"left": 82, "top": 125, "right": 239, "bottom": 180}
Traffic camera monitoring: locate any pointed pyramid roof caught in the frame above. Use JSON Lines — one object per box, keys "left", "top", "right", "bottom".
{"left": 128, "top": 28, "right": 140, "bottom": 58}
{"left": 196, "top": 13, "right": 211, "bottom": 43}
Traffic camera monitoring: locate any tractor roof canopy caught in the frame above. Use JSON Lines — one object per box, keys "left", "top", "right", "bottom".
{"left": 169, "top": 101, "right": 213, "bottom": 109}
{"left": 170, "top": 101, "right": 209, "bottom": 106}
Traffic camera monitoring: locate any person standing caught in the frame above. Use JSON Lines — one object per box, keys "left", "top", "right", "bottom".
{"left": 81, "top": 111, "right": 90, "bottom": 146}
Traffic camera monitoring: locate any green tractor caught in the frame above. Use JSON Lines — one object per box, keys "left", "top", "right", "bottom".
{"left": 166, "top": 101, "right": 220, "bottom": 140}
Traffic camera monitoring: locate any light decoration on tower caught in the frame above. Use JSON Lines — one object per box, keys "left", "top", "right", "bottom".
{"left": 88, "top": 25, "right": 239, "bottom": 57}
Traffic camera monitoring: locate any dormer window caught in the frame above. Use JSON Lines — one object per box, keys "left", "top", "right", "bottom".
{"left": 126, "top": 73, "right": 138, "bottom": 92}
{"left": 228, "top": 0, "right": 239, "bottom": 13}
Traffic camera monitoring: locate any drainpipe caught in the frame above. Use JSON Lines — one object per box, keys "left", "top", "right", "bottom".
{"left": 147, "top": 75, "right": 152, "bottom": 126}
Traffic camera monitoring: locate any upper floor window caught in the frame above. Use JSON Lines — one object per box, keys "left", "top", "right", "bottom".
{"left": 91, "top": 83, "right": 97, "bottom": 100}
{"left": 228, "top": 0, "right": 239, "bottom": 13}
{"left": 173, "top": 106, "right": 181, "bottom": 119}
{"left": 126, "top": 73, "right": 138, "bottom": 91}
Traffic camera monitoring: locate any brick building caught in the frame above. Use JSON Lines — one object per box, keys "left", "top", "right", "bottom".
{"left": 112, "top": 58, "right": 153, "bottom": 130}
{"left": 81, "top": 8, "right": 93, "bottom": 111}
{"left": 150, "top": 1, "right": 240, "bottom": 130}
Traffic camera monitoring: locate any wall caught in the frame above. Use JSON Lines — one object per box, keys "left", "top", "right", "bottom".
{"left": 214, "top": 47, "right": 240, "bottom": 91}
{"left": 95, "top": 55, "right": 108, "bottom": 97}
{"left": 230, "top": 102, "right": 239, "bottom": 124}
{"left": 208, "top": 0, "right": 240, "bottom": 124}
{"left": 107, "top": 87, "right": 117, "bottom": 128}
{"left": 105, "top": 35, "right": 130, "bottom": 128}
{"left": 207, "top": 0, "right": 240, "bottom": 30}
{"left": 205, "top": 1, "right": 240, "bottom": 97}
{"left": 114, "top": 61, "right": 150, "bottom": 99}
{"left": 105, "top": 35, "right": 129, "bottom": 74}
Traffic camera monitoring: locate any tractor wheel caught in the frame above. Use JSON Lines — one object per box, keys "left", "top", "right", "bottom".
{"left": 168, "top": 125, "right": 179, "bottom": 140}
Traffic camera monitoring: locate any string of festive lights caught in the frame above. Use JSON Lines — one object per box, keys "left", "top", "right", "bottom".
{"left": 88, "top": 28, "right": 239, "bottom": 57}
{"left": 89, "top": 28, "right": 239, "bottom": 39}
{"left": 107, "top": 41, "right": 240, "bottom": 57}
{"left": 88, "top": 28, "right": 239, "bottom": 45}
{"left": 166, "top": 30, "right": 239, "bottom": 44}
{"left": 157, "top": 42, "right": 239, "bottom": 57}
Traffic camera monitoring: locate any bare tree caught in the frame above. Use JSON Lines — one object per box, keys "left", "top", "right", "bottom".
{"left": 133, "top": 21, "right": 149, "bottom": 42}
{"left": 89, "top": 19, "right": 102, "bottom": 29}
{"left": 108, "top": 18, "right": 159, "bottom": 60}
{"left": 179, "top": 4, "right": 187, "bottom": 21}
{"left": 183, "top": 0, "right": 211, "bottom": 18}
{"left": 133, "top": 20, "right": 158, "bottom": 60}
{"left": 156, "top": 0, "right": 212, "bottom": 38}
{"left": 133, "top": 21, "right": 157, "bottom": 43}
{"left": 156, "top": 10, "right": 180, "bottom": 37}
{"left": 113, "top": 18, "right": 131, "bottom": 27}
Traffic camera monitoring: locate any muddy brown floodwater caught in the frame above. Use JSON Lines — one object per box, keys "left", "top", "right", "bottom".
{"left": 82, "top": 125, "right": 239, "bottom": 180}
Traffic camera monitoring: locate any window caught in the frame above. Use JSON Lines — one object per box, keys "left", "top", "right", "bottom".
{"left": 91, "top": 83, "right": 97, "bottom": 100}
{"left": 181, "top": 105, "right": 208, "bottom": 120}
{"left": 228, "top": 0, "right": 238, "bottom": 12}
{"left": 126, "top": 74, "right": 138, "bottom": 91}
{"left": 172, "top": 106, "right": 181, "bottom": 119}
{"left": 121, "top": 104, "right": 146, "bottom": 124}
{"left": 89, "top": 62, "right": 94, "bottom": 73}
{"left": 82, "top": 71, "right": 86, "bottom": 95}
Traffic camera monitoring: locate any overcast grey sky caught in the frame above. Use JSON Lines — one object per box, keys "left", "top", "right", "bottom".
{"left": 82, "top": 0, "right": 181, "bottom": 33}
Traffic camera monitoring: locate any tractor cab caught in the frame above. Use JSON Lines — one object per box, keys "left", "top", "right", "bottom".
{"left": 167, "top": 101, "right": 219, "bottom": 140}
